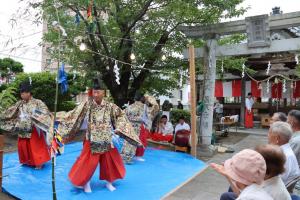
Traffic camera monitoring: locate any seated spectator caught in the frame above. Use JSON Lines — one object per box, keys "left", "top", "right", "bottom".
{"left": 219, "top": 145, "right": 291, "bottom": 200}
{"left": 150, "top": 115, "right": 173, "bottom": 143}
{"left": 256, "top": 144, "right": 291, "bottom": 200}
{"left": 175, "top": 116, "right": 190, "bottom": 133}
{"left": 287, "top": 110, "right": 300, "bottom": 168}
{"left": 211, "top": 149, "right": 273, "bottom": 200}
{"left": 268, "top": 121, "right": 300, "bottom": 185}
{"left": 271, "top": 112, "right": 287, "bottom": 124}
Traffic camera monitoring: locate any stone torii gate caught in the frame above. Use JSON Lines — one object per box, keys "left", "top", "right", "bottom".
{"left": 180, "top": 11, "right": 300, "bottom": 155}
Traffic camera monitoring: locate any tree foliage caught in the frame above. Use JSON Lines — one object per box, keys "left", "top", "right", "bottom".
{"left": 22, "top": 0, "right": 246, "bottom": 106}
{"left": 0, "top": 87, "right": 17, "bottom": 112}
{"left": 8, "top": 72, "right": 86, "bottom": 111}
{"left": 0, "top": 57, "right": 23, "bottom": 79}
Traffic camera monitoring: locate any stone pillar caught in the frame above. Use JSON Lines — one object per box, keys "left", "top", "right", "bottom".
{"left": 200, "top": 39, "right": 217, "bottom": 145}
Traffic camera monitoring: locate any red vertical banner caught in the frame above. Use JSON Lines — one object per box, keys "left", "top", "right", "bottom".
{"left": 272, "top": 82, "right": 282, "bottom": 99}
{"left": 215, "top": 80, "right": 223, "bottom": 97}
{"left": 251, "top": 80, "right": 261, "bottom": 98}
{"left": 232, "top": 80, "right": 241, "bottom": 97}
{"left": 293, "top": 81, "right": 300, "bottom": 98}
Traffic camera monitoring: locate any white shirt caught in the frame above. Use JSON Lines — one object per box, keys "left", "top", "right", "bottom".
{"left": 175, "top": 122, "right": 190, "bottom": 133}
{"left": 245, "top": 98, "right": 254, "bottom": 111}
{"left": 214, "top": 103, "right": 223, "bottom": 114}
{"left": 289, "top": 131, "right": 300, "bottom": 168}
{"left": 262, "top": 176, "right": 291, "bottom": 200}
{"left": 236, "top": 184, "right": 273, "bottom": 200}
{"left": 159, "top": 122, "right": 174, "bottom": 135}
{"left": 280, "top": 143, "right": 300, "bottom": 185}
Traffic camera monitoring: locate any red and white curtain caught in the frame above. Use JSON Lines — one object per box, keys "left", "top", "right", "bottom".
{"left": 215, "top": 80, "right": 300, "bottom": 99}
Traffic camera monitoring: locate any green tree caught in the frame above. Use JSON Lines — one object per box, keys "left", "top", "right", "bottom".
{"left": 0, "top": 87, "right": 17, "bottom": 112}
{"left": 24, "top": 0, "right": 246, "bottom": 106}
{"left": 9, "top": 72, "right": 86, "bottom": 111}
{"left": 0, "top": 58, "right": 23, "bottom": 81}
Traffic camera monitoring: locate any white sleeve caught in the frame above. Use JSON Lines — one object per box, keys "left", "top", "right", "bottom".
{"left": 166, "top": 122, "right": 174, "bottom": 134}
{"left": 245, "top": 99, "right": 252, "bottom": 110}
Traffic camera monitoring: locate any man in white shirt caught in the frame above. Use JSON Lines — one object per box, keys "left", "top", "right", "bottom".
{"left": 288, "top": 110, "right": 300, "bottom": 168}
{"left": 175, "top": 116, "right": 190, "bottom": 133}
{"left": 268, "top": 121, "right": 300, "bottom": 185}
{"left": 245, "top": 92, "right": 254, "bottom": 128}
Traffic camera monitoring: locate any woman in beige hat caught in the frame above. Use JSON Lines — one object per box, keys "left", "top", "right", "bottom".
{"left": 211, "top": 149, "right": 273, "bottom": 200}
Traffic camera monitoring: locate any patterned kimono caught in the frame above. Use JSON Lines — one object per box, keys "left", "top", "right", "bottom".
{"left": 0, "top": 98, "right": 51, "bottom": 166}
{"left": 120, "top": 96, "right": 159, "bottom": 163}
{"left": 56, "top": 99, "right": 141, "bottom": 186}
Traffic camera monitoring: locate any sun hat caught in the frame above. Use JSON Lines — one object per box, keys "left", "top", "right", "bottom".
{"left": 224, "top": 149, "right": 266, "bottom": 185}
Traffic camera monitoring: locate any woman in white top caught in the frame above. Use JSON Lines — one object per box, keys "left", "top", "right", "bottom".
{"left": 256, "top": 144, "right": 291, "bottom": 200}
{"left": 211, "top": 149, "right": 273, "bottom": 200}
{"left": 268, "top": 121, "right": 300, "bottom": 185}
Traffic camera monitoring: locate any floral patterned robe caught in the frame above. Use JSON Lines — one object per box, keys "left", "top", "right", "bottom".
{"left": 120, "top": 96, "right": 159, "bottom": 163}
{"left": 56, "top": 99, "right": 141, "bottom": 154}
{"left": 0, "top": 98, "right": 50, "bottom": 139}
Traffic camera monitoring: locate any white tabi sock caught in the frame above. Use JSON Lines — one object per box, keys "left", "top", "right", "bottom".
{"left": 106, "top": 182, "right": 116, "bottom": 191}
{"left": 83, "top": 181, "right": 92, "bottom": 193}
{"left": 135, "top": 156, "right": 145, "bottom": 162}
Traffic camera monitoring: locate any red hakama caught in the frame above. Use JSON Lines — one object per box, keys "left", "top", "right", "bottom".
{"left": 245, "top": 108, "right": 254, "bottom": 128}
{"left": 69, "top": 140, "right": 125, "bottom": 186}
{"left": 17, "top": 127, "right": 51, "bottom": 167}
{"left": 135, "top": 124, "right": 149, "bottom": 157}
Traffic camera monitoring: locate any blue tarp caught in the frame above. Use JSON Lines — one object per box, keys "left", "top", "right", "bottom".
{"left": 3, "top": 142, "right": 206, "bottom": 200}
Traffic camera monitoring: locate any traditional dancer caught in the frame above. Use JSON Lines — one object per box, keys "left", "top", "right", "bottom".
{"left": 119, "top": 92, "right": 159, "bottom": 163}
{"left": 56, "top": 78, "right": 141, "bottom": 193}
{"left": 0, "top": 81, "right": 51, "bottom": 169}
{"left": 245, "top": 92, "right": 254, "bottom": 128}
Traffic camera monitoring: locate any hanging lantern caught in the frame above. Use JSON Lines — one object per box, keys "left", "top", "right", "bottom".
{"left": 274, "top": 77, "right": 279, "bottom": 84}
{"left": 79, "top": 43, "right": 86, "bottom": 51}
{"left": 291, "top": 81, "right": 294, "bottom": 89}
{"left": 161, "top": 55, "right": 166, "bottom": 61}
{"left": 130, "top": 53, "right": 136, "bottom": 60}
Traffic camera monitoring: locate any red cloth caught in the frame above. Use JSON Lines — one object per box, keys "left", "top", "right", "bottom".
{"left": 135, "top": 124, "right": 149, "bottom": 157}
{"left": 232, "top": 80, "right": 241, "bottom": 97}
{"left": 293, "top": 81, "right": 300, "bottom": 98}
{"left": 272, "top": 82, "right": 282, "bottom": 99}
{"left": 245, "top": 108, "right": 253, "bottom": 128}
{"left": 215, "top": 80, "right": 223, "bottom": 97}
{"left": 174, "top": 130, "right": 190, "bottom": 147}
{"left": 251, "top": 80, "right": 261, "bottom": 98}
{"left": 69, "top": 140, "right": 125, "bottom": 186}
{"left": 151, "top": 133, "right": 173, "bottom": 143}
{"left": 17, "top": 127, "right": 51, "bottom": 167}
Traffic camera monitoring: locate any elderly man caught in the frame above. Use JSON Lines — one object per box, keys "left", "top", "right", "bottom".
{"left": 287, "top": 110, "right": 300, "bottom": 168}
{"left": 271, "top": 112, "right": 287, "bottom": 124}
{"left": 268, "top": 121, "right": 300, "bottom": 185}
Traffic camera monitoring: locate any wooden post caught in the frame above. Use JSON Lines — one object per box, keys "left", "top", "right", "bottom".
{"left": 0, "top": 135, "right": 4, "bottom": 192}
{"left": 240, "top": 78, "right": 246, "bottom": 127}
{"left": 189, "top": 45, "right": 197, "bottom": 157}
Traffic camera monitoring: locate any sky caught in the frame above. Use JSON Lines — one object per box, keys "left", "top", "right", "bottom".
{"left": 0, "top": 0, "right": 299, "bottom": 73}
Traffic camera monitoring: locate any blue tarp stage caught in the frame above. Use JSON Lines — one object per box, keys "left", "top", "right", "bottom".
{"left": 2, "top": 142, "right": 206, "bottom": 200}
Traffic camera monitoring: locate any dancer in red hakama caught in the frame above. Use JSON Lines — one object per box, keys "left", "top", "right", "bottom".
{"left": 57, "top": 78, "right": 141, "bottom": 193}
{"left": 0, "top": 81, "right": 51, "bottom": 169}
